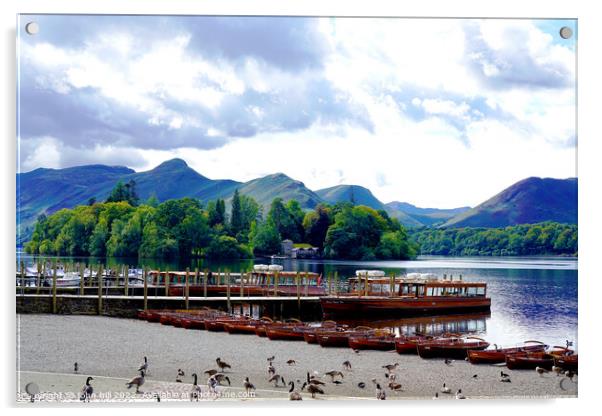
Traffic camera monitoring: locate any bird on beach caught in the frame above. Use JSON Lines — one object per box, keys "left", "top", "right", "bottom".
{"left": 387, "top": 373, "right": 397, "bottom": 382}
{"left": 216, "top": 357, "right": 231, "bottom": 372}
{"left": 267, "top": 355, "right": 275, "bottom": 363}
{"left": 500, "top": 377, "right": 511, "bottom": 383}
{"left": 358, "top": 382, "right": 366, "bottom": 389}
{"left": 204, "top": 369, "right": 219, "bottom": 377}
{"left": 288, "top": 381, "right": 302, "bottom": 400}
{"left": 376, "top": 383, "right": 386, "bottom": 400}
{"left": 301, "top": 382, "right": 325, "bottom": 398}
{"left": 243, "top": 377, "right": 256, "bottom": 394}
{"left": 80, "top": 377, "right": 93, "bottom": 402}
{"left": 433, "top": 392, "right": 439, "bottom": 399}
{"left": 342, "top": 361, "right": 352, "bottom": 371}
{"left": 382, "top": 363, "right": 399, "bottom": 372}
{"left": 213, "top": 373, "right": 231, "bottom": 386}
{"left": 455, "top": 389, "right": 466, "bottom": 399}
{"left": 126, "top": 370, "right": 145, "bottom": 393}
{"left": 268, "top": 364, "right": 276, "bottom": 376}
{"left": 207, "top": 375, "right": 219, "bottom": 394}
{"left": 444, "top": 358, "right": 454, "bottom": 366}
{"left": 268, "top": 374, "right": 286, "bottom": 387}
{"left": 441, "top": 383, "right": 451, "bottom": 394}
{"left": 535, "top": 366, "right": 548, "bottom": 376}
{"left": 74, "top": 362, "right": 78, "bottom": 374}
{"left": 287, "top": 359, "right": 297, "bottom": 366}
{"left": 552, "top": 365, "right": 563, "bottom": 376}
{"left": 564, "top": 370, "right": 576, "bottom": 381}
{"left": 307, "top": 372, "right": 326, "bottom": 386}
{"left": 472, "top": 374, "right": 478, "bottom": 379}
{"left": 500, "top": 371, "right": 510, "bottom": 379}
{"left": 190, "top": 373, "right": 202, "bottom": 401}
{"left": 176, "top": 369, "right": 185, "bottom": 383}
{"left": 138, "top": 356, "right": 149, "bottom": 373}
{"left": 388, "top": 381, "right": 403, "bottom": 392}
{"left": 324, "top": 371, "right": 344, "bottom": 382}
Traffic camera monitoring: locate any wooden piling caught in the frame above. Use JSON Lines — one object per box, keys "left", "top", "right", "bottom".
{"left": 165, "top": 268, "right": 170, "bottom": 296}
{"left": 296, "top": 271, "right": 301, "bottom": 307}
{"left": 327, "top": 272, "right": 332, "bottom": 295}
{"left": 36, "top": 261, "right": 43, "bottom": 295}
{"left": 124, "top": 264, "right": 129, "bottom": 296}
{"left": 226, "top": 271, "right": 231, "bottom": 312}
{"left": 194, "top": 268, "right": 199, "bottom": 286}
{"left": 185, "top": 267, "right": 190, "bottom": 309}
{"left": 79, "top": 263, "right": 84, "bottom": 296}
{"left": 240, "top": 272, "right": 244, "bottom": 297}
{"left": 143, "top": 267, "right": 148, "bottom": 311}
{"left": 52, "top": 261, "right": 57, "bottom": 314}
{"left": 97, "top": 264, "right": 103, "bottom": 315}
{"left": 304, "top": 272, "right": 309, "bottom": 296}
{"left": 203, "top": 269, "right": 208, "bottom": 298}
{"left": 274, "top": 271, "right": 279, "bottom": 296}
{"left": 334, "top": 271, "right": 338, "bottom": 296}
{"left": 20, "top": 261, "right": 25, "bottom": 292}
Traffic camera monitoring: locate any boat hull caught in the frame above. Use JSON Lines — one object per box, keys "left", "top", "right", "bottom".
{"left": 348, "top": 336, "right": 395, "bottom": 351}
{"left": 505, "top": 353, "right": 554, "bottom": 370}
{"left": 265, "top": 326, "right": 306, "bottom": 341}
{"left": 467, "top": 344, "right": 547, "bottom": 364}
{"left": 417, "top": 341, "right": 490, "bottom": 359}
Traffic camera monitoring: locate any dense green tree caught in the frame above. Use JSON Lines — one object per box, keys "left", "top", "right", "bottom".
{"left": 106, "top": 180, "right": 139, "bottom": 206}
{"left": 251, "top": 220, "right": 282, "bottom": 255}
{"left": 230, "top": 189, "right": 243, "bottom": 237}
{"left": 302, "top": 204, "right": 332, "bottom": 248}
{"left": 207, "top": 199, "right": 226, "bottom": 228}
{"left": 205, "top": 235, "right": 252, "bottom": 259}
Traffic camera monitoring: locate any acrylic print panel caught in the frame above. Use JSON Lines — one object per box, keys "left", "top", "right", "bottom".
{"left": 16, "top": 15, "right": 577, "bottom": 403}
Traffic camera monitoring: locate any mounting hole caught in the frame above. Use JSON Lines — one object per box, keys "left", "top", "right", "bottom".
{"left": 559, "top": 26, "right": 573, "bottom": 40}
{"left": 25, "top": 22, "right": 39, "bottom": 35}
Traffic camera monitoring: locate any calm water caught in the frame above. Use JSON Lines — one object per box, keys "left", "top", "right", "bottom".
{"left": 17, "top": 253, "right": 577, "bottom": 351}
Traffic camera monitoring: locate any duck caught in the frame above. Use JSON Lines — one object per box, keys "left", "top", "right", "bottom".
{"left": 126, "top": 370, "right": 145, "bottom": 393}
{"left": 138, "top": 356, "right": 149, "bottom": 373}
{"left": 387, "top": 373, "right": 397, "bottom": 382}
{"left": 324, "top": 371, "right": 344, "bottom": 382}
{"left": 342, "top": 361, "right": 352, "bottom": 371}
{"left": 268, "top": 374, "right": 286, "bottom": 387}
{"left": 190, "top": 373, "right": 202, "bottom": 401}
{"left": 382, "top": 363, "right": 399, "bottom": 372}
{"left": 455, "top": 389, "right": 466, "bottom": 399}
{"left": 213, "top": 373, "right": 231, "bottom": 386}
{"left": 301, "top": 382, "right": 324, "bottom": 398}
{"left": 287, "top": 359, "right": 296, "bottom": 366}
{"left": 376, "top": 383, "right": 386, "bottom": 400}
{"left": 216, "top": 357, "right": 231, "bottom": 372}
{"left": 288, "top": 381, "right": 302, "bottom": 400}
{"left": 441, "top": 383, "right": 451, "bottom": 394}
{"left": 243, "top": 377, "right": 256, "bottom": 394}
{"left": 388, "top": 381, "right": 403, "bottom": 392}
{"left": 80, "top": 377, "right": 93, "bottom": 402}
{"left": 204, "top": 369, "right": 219, "bottom": 377}
{"left": 176, "top": 369, "right": 185, "bottom": 383}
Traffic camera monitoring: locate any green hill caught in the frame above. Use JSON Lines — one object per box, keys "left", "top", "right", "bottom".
{"left": 442, "top": 177, "right": 577, "bottom": 228}
{"left": 386, "top": 201, "right": 471, "bottom": 226}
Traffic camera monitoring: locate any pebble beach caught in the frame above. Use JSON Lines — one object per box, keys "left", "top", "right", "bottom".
{"left": 16, "top": 314, "right": 577, "bottom": 403}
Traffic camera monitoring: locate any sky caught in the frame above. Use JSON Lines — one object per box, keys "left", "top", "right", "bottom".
{"left": 17, "top": 15, "right": 577, "bottom": 208}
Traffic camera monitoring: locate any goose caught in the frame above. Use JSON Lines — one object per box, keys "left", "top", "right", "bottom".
{"left": 358, "top": 382, "right": 366, "bottom": 389}
{"left": 433, "top": 392, "right": 439, "bottom": 399}
{"left": 333, "top": 380, "right": 343, "bottom": 385}
{"left": 472, "top": 374, "right": 478, "bottom": 379}
{"left": 213, "top": 373, "right": 231, "bottom": 386}
{"left": 342, "top": 361, "right": 352, "bottom": 371}
{"left": 80, "top": 377, "right": 93, "bottom": 402}
{"left": 287, "top": 359, "right": 297, "bottom": 366}
{"left": 386, "top": 373, "right": 397, "bottom": 382}
{"left": 376, "top": 383, "right": 386, "bottom": 400}
{"left": 441, "top": 383, "right": 451, "bottom": 394}
{"left": 301, "top": 382, "right": 324, "bottom": 398}
{"left": 324, "top": 371, "right": 344, "bottom": 382}
{"left": 138, "top": 356, "right": 148, "bottom": 373}
{"left": 288, "top": 381, "right": 302, "bottom": 400}
{"left": 500, "top": 378, "right": 511, "bottom": 383}
{"left": 455, "top": 389, "right": 466, "bottom": 399}
{"left": 268, "top": 364, "right": 276, "bottom": 376}
{"left": 388, "top": 381, "right": 403, "bottom": 392}
{"left": 268, "top": 374, "right": 286, "bottom": 387}
{"left": 535, "top": 366, "right": 548, "bottom": 376}
{"left": 176, "top": 369, "right": 185, "bottom": 383}
{"left": 216, "top": 357, "right": 231, "bottom": 372}
{"left": 243, "top": 377, "right": 256, "bottom": 394}
{"left": 267, "top": 355, "right": 275, "bottom": 363}
{"left": 190, "top": 373, "right": 202, "bottom": 401}
{"left": 382, "top": 363, "right": 399, "bottom": 372}
{"left": 126, "top": 370, "right": 145, "bottom": 393}
{"left": 444, "top": 358, "right": 454, "bottom": 366}
{"left": 307, "top": 372, "right": 326, "bottom": 386}
{"left": 552, "top": 365, "right": 563, "bottom": 376}
{"left": 500, "top": 371, "right": 510, "bottom": 379}
{"left": 204, "top": 369, "right": 219, "bottom": 377}
{"left": 74, "top": 362, "right": 79, "bottom": 374}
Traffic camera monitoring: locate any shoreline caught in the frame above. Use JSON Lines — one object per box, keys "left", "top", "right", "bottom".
{"left": 17, "top": 314, "right": 577, "bottom": 402}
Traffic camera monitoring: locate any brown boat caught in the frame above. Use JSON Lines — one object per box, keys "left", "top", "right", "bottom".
{"left": 467, "top": 341, "right": 548, "bottom": 364}
{"left": 505, "top": 351, "right": 555, "bottom": 370}
{"left": 316, "top": 326, "right": 372, "bottom": 348}
{"left": 205, "top": 317, "right": 250, "bottom": 332}
{"left": 265, "top": 319, "right": 306, "bottom": 341}
{"left": 417, "top": 336, "right": 490, "bottom": 359}
{"left": 348, "top": 330, "right": 396, "bottom": 351}
{"left": 548, "top": 346, "right": 575, "bottom": 359}
{"left": 554, "top": 354, "right": 578, "bottom": 372}
{"left": 181, "top": 316, "right": 207, "bottom": 330}
{"left": 224, "top": 317, "right": 274, "bottom": 334}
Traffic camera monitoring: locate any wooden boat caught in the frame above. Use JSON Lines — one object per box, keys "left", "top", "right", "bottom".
{"left": 205, "top": 317, "right": 249, "bottom": 332}
{"left": 180, "top": 316, "right": 207, "bottom": 330}
{"left": 316, "top": 326, "right": 372, "bottom": 348}
{"left": 348, "top": 329, "right": 396, "bottom": 351}
{"left": 265, "top": 319, "right": 307, "bottom": 341}
{"left": 298, "top": 321, "right": 339, "bottom": 344}
{"left": 394, "top": 334, "right": 433, "bottom": 354}
{"left": 321, "top": 271, "right": 490, "bottom": 316}
{"left": 224, "top": 317, "right": 274, "bottom": 334}
{"left": 554, "top": 354, "right": 578, "bottom": 372}
{"left": 467, "top": 341, "right": 548, "bottom": 364}
{"left": 417, "top": 336, "right": 490, "bottom": 359}
{"left": 505, "top": 351, "right": 555, "bottom": 370}
{"left": 548, "top": 346, "right": 575, "bottom": 359}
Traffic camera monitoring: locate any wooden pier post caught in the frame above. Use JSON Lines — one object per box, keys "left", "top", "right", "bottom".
{"left": 226, "top": 271, "right": 231, "bottom": 313}
{"left": 36, "top": 261, "right": 42, "bottom": 295}
{"left": 143, "top": 267, "right": 148, "bottom": 311}
{"left": 20, "top": 261, "right": 25, "bottom": 293}
{"left": 79, "top": 263, "right": 84, "bottom": 296}
{"left": 327, "top": 272, "right": 332, "bottom": 295}
{"left": 274, "top": 271, "right": 279, "bottom": 296}
{"left": 390, "top": 273, "right": 395, "bottom": 296}
{"left": 194, "top": 268, "right": 199, "bottom": 286}
{"left": 304, "top": 272, "right": 309, "bottom": 297}
{"left": 185, "top": 268, "right": 190, "bottom": 310}
{"left": 203, "top": 269, "right": 208, "bottom": 298}
{"left": 334, "top": 271, "right": 339, "bottom": 296}
{"left": 296, "top": 271, "right": 301, "bottom": 307}
{"left": 165, "top": 268, "right": 170, "bottom": 297}
{"left": 124, "top": 264, "right": 129, "bottom": 296}
{"left": 97, "top": 264, "right": 103, "bottom": 315}
{"left": 240, "top": 272, "right": 244, "bottom": 297}
{"left": 52, "top": 261, "right": 57, "bottom": 314}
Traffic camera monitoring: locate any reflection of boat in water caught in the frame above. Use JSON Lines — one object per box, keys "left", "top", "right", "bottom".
{"left": 320, "top": 271, "right": 491, "bottom": 317}
{"left": 158, "top": 265, "right": 325, "bottom": 297}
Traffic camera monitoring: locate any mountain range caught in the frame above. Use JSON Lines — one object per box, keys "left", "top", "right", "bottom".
{"left": 16, "top": 158, "right": 577, "bottom": 243}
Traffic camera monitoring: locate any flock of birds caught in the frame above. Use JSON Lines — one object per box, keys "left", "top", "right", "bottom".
{"left": 73, "top": 350, "right": 577, "bottom": 402}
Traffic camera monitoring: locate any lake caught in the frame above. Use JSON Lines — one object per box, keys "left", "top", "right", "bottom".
{"left": 17, "top": 253, "right": 578, "bottom": 351}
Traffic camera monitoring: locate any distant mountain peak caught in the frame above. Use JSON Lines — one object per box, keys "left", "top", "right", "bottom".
{"left": 154, "top": 158, "right": 189, "bottom": 169}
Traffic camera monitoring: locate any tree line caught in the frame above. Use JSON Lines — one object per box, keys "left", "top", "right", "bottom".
{"left": 24, "top": 181, "right": 417, "bottom": 260}
{"left": 408, "top": 222, "right": 577, "bottom": 256}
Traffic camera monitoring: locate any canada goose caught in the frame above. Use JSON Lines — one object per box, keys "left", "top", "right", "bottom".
{"left": 176, "top": 369, "right": 185, "bottom": 383}
{"left": 138, "top": 356, "right": 148, "bottom": 373}
{"left": 535, "top": 366, "right": 548, "bottom": 376}
{"left": 268, "top": 364, "right": 276, "bottom": 376}
{"left": 500, "top": 378, "right": 511, "bottom": 383}
{"left": 301, "top": 382, "right": 324, "bottom": 398}
{"left": 268, "top": 374, "right": 286, "bottom": 387}
{"left": 500, "top": 371, "right": 510, "bottom": 378}
{"left": 288, "top": 381, "right": 302, "bottom": 400}
{"left": 287, "top": 359, "right": 296, "bottom": 366}
{"left": 376, "top": 383, "right": 386, "bottom": 400}
{"left": 80, "top": 377, "right": 93, "bottom": 402}
{"left": 358, "top": 382, "right": 366, "bottom": 389}
{"left": 444, "top": 358, "right": 454, "bottom": 366}
{"left": 190, "top": 373, "right": 202, "bottom": 401}
{"left": 353, "top": 349, "right": 360, "bottom": 354}
{"left": 307, "top": 372, "right": 325, "bottom": 386}
{"left": 441, "top": 383, "right": 451, "bottom": 394}
{"left": 204, "top": 369, "right": 219, "bottom": 377}
{"left": 472, "top": 374, "right": 478, "bottom": 379}
{"left": 455, "top": 389, "right": 466, "bottom": 399}
{"left": 213, "top": 373, "right": 231, "bottom": 386}
{"left": 216, "top": 357, "right": 231, "bottom": 371}
{"left": 552, "top": 365, "right": 563, "bottom": 376}
{"left": 126, "top": 370, "right": 145, "bottom": 393}
{"left": 324, "top": 371, "right": 344, "bottom": 382}
{"left": 388, "top": 381, "right": 402, "bottom": 391}
{"left": 433, "top": 392, "right": 439, "bottom": 399}
{"left": 382, "top": 363, "right": 399, "bottom": 372}
{"left": 243, "top": 377, "right": 256, "bottom": 394}
{"left": 74, "top": 362, "right": 78, "bottom": 374}
{"left": 342, "top": 361, "right": 352, "bottom": 371}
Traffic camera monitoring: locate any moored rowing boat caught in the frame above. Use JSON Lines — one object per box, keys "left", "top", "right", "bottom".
{"left": 505, "top": 351, "right": 555, "bottom": 370}
{"left": 417, "top": 336, "right": 490, "bottom": 359}
{"left": 467, "top": 341, "right": 548, "bottom": 364}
